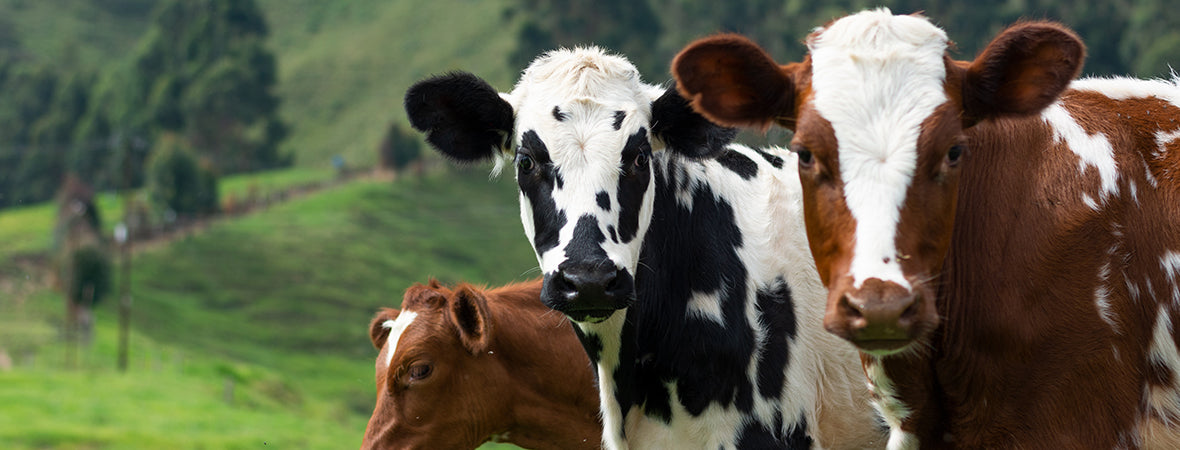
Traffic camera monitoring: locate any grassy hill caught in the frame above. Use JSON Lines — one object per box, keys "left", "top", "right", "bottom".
{"left": 0, "top": 168, "right": 541, "bottom": 449}
{"left": 259, "top": 0, "right": 522, "bottom": 169}
{"left": 0, "top": 1, "right": 553, "bottom": 447}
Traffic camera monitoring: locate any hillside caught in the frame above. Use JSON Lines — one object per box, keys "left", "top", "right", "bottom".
{"left": 0, "top": 168, "right": 540, "bottom": 449}
{"left": 0, "top": 0, "right": 522, "bottom": 170}
{"left": 259, "top": 0, "right": 522, "bottom": 169}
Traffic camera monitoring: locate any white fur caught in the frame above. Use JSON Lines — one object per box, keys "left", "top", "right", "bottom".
{"left": 1096, "top": 261, "right": 1120, "bottom": 333}
{"left": 686, "top": 289, "right": 725, "bottom": 324}
{"left": 576, "top": 315, "right": 629, "bottom": 449}
{"left": 1163, "top": 252, "right": 1180, "bottom": 305}
{"left": 1154, "top": 129, "right": 1180, "bottom": 162}
{"left": 1041, "top": 102, "right": 1122, "bottom": 202}
{"left": 381, "top": 312, "right": 418, "bottom": 368}
{"left": 808, "top": 8, "right": 948, "bottom": 289}
{"left": 864, "top": 358, "right": 911, "bottom": 442}
{"left": 1071, "top": 77, "right": 1180, "bottom": 107}
{"left": 1146, "top": 305, "right": 1180, "bottom": 425}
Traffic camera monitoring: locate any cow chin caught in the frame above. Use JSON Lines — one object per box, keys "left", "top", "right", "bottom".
{"left": 539, "top": 269, "right": 636, "bottom": 323}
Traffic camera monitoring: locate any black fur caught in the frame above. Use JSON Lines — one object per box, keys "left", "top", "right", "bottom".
{"left": 517, "top": 131, "right": 564, "bottom": 255}
{"left": 717, "top": 148, "right": 759, "bottom": 180}
{"left": 572, "top": 326, "right": 604, "bottom": 366}
{"left": 404, "top": 72, "right": 514, "bottom": 162}
{"left": 736, "top": 412, "right": 812, "bottom": 448}
{"left": 755, "top": 278, "right": 796, "bottom": 400}
{"left": 616, "top": 129, "right": 652, "bottom": 244}
{"left": 596, "top": 191, "right": 611, "bottom": 211}
{"left": 650, "top": 86, "right": 738, "bottom": 159}
{"left": 752, "top": 147, "right": 786, "bottom": 169}
{"left": 604, "top": 153, "right": 775, "bottom": 428}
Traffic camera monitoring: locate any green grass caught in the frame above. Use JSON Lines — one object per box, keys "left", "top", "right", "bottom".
{"left": 219, "top": 166, "right": 335, "bottom": 198}
{"left": 258, "top": 0, "right": 522, "bottom": 168}
{"left": 0, "top": 167, "right": 335, "bottom": 262}
{"left": 0, "top": 168, "right": 539, "bottom": 449}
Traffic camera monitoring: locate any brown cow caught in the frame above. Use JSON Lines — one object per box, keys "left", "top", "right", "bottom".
{"left": 361, "top": 278, "right": 601, "bottom": 450}
{"left": 673, "top": 8, "right": 1180, "bottom": 449}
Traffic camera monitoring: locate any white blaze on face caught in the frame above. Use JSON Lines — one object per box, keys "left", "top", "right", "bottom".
{"left": 382, "top": 311, "right": 418, "bottom": 368}
{"left": 808, "top": 9, "right": 949, "bottom": 289}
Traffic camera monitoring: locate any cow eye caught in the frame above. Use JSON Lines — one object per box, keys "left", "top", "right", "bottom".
{"left": 634, "top": 151, "right": 649, "bottom": 169}
{"left": 792, "top": 144, "right": 814, "bottom": 168}
{"left": 408, "top": 363, "right": 432, "bottom": 381}
{"left": 947, "top": 144, "right": 964, "bottom": 167}
{"left": 517, "top": 154, "right": 535, "bottom": 173}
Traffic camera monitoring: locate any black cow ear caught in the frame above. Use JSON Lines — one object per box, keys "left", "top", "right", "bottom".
{"left": 404, "top": 71, "right": 515, "bottom": 162}
{"left": 650, "top": 86, "right": 737, "bottom": 159}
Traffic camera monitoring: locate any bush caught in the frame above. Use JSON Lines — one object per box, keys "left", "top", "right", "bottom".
{"left": 64, "top": 245, "right": 112, "bottom": 308}
{"left": 377, "top": 124, "right": 421, "bottom": 173}
{"left": 145, "top": 135, "right": 219, "bottom": 217}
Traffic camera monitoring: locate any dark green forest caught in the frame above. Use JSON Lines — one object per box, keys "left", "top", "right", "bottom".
{"left": 1, "top": 0, "right": 1177, "bottom": 210}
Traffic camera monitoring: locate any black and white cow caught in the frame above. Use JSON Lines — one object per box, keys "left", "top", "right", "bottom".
{"left": 404, "top": 48, "right": 883, "bottom": 449}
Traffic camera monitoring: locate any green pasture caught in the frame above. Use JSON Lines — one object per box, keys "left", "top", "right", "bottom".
{"left": 0, "top": 169, "right": 538, "bottom": 449}
{"left": 259, "top": 0, "right": 521, "bottom": 169}
{"left": 0, "top": 167, "right": 335, "bottom": 263}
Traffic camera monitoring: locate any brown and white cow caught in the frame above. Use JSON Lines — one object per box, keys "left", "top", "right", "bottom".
{"left": 361, "top": 278, "right": 601, "bottom": 450}
{"left": 673, "top": 8, "right": 1180, "bottom": 449}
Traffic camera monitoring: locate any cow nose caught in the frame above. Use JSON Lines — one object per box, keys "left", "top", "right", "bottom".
{"left": 824, "top": 279, "right": 919, "bottom": 353}
{"left": 545, "top": 263, "right": 633, "bottom": 321}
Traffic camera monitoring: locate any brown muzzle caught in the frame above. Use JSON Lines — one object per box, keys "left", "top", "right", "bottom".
{"left": 824, "top": 278, "right": 924, "bottom": 354}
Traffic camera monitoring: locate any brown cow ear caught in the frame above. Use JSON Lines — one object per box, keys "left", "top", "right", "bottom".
{"left": 369, "top": 308, "right": 401, "bottom": 349}
{"left": 673, "top": 33, "right": 799, "bottom": 131}
{"left": 449, "top": 286, "right": 491, "bottom": 355}
{"left": 962, "top": 22, "right": 1084, "bottom": 126}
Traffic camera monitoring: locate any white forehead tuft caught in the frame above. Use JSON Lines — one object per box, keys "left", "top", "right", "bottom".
{"left": 809, "top": 9, "right": 949, "bottom": 288}
{"left": 381, "top": 311, "right": 418, "bottom": 368}
{"left": 511, "top": 47, "right": 650, "bottom": 112}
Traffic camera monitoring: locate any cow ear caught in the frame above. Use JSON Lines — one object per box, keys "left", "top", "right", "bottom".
{"left": 404, "top": 71, "right": 515, "bottom": 162}
{"left": 961, "top": 22, "right": 1084, "bottom": 126}
{"left": 650, "top": 86, "right": 738, "bottom": 158}
{"left": 369, "top": 308, "right": 401, "bottom": 350}
{"left": 673, "top": 33, "right": 799, "bottom": 131}
{"left": 448, "top": 285, "right": 492, "bottom": 355}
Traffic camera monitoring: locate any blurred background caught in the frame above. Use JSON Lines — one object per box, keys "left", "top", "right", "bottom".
{"left": 0, "top": 0, "right": 1175, "bottom": 448}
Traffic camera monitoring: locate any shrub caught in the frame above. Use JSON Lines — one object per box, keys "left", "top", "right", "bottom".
{"left": 145, "top": 135, "right": 220, "bottom": 217}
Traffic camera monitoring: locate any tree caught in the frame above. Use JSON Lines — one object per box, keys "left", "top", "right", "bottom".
{"left": 509, "top": 0, "right": 665, "bottom": 77}
{"left": 145, "top": 134, "right": 219, "bottom": 218}
{"left": 130, "top": 0, "right": 288, "bottom": 174}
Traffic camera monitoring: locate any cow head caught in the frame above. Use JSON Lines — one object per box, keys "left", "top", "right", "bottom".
{"left": 405, "top": 48, "right": 733, "bottom": 323}
{"left": 673, "top": 9, "right": 1083, "bottom": 354}
{"left": 362, "top": 281, "right": 501, "bottom": 449}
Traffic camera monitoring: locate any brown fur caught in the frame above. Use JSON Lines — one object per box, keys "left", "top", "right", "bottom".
{"left": 674, "top": 15, "right": 1180, "bottom": 449}
{"left": 361, "top": 279, "right": 601, "bottom": 450}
